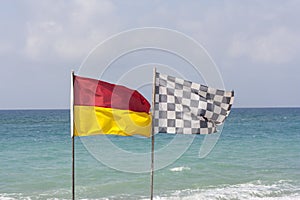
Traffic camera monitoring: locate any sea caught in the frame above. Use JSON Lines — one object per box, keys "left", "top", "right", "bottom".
{"left": 0, "top": 108, "right": 299, "bottom": 200}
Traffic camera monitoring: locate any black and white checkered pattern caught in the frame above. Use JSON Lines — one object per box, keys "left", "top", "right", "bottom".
{"left": 154, "top": 72, "right": 234, "bottom": 134}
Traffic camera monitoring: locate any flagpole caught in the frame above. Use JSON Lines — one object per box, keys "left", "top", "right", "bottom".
{"left": 72, "top": 135, "right": 75, "bottom": 200}
{"left": 70, "top": 70, "right": 75, "bottom": 200}
{"left": 150, "top": 67, "right": 156, "bottom": 200}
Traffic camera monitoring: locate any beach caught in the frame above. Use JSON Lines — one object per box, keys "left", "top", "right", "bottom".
{"left": 0, "top": 108, "right": 299, "bottom": 199}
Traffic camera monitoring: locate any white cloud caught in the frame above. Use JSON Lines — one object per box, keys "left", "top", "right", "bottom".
{"left": 23, "top": 0, "right": 118, "bottom": 61}
{"left": 70, "top": 0, "right": 115, "bottom": 25}
{"left": 228, "top": 27, "right": 300, "bottom": 64}
{"left": 2, "top": 0, "right": 300, "bottom": 108}
{"left": 132, "top": 1, "right": 300, "bottom": 66}
{"left": 20, "top": 0, "right": 300, "bottom": 65}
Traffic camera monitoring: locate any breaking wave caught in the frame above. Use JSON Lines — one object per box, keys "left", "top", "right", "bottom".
{"left": 1, "top": 180, "right": 299, "bottom": 200}
{"left": 169, "top": 166, "right": 191, "bottom": 172}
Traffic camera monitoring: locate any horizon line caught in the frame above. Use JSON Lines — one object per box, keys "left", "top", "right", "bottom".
{"left": 0, "top": 106, "right": 300, "bottom": 111}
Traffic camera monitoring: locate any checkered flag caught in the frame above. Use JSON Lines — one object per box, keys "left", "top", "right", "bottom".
{"left": 154, "top": 72, "right": 234, "bottom": 134}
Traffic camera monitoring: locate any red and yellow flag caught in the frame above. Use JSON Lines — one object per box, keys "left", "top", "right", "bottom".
{"left": 73, "top": 75, "right": 151, "bottom": 137}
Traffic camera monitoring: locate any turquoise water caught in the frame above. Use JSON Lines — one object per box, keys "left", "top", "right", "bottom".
{"left": 0, "top": 108, "right": 299, "bottom": 199}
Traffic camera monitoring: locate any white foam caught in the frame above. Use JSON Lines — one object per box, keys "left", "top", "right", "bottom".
{"left": 169, "top": 166, "right": 191, "bottom": 172}
{"left": 151, "top": 180, "right": 300, "bottom": 200}
{"left": 1, "top": 180, "right": 299, "bottom": 200}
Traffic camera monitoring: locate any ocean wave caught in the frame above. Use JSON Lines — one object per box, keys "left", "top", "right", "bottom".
{"left": 150, "top": 180, "right": 300, "bottom": 200}
{"left": 0, "top": 190, "right": 70, "bottom": 200}
{"left": 1, "top": 180, "right": 299, "bottom": 200}
{"left": 169, "top": 166, "right": 191, "bottom": 172}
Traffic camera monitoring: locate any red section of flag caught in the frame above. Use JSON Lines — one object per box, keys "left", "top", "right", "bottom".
{"left": 74, "top": 75, "right": 150, "bottom": 113}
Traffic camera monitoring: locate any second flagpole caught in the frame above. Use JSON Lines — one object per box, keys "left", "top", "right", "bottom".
{"left": 150, "top": 67, "right": 156, "bottom": 200}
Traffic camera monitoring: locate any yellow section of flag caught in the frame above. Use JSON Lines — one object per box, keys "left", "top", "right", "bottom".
{"left": 74, "top": 106, "right": 151, "bottom": 137}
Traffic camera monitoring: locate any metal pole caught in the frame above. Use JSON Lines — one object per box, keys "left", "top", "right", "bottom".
{"left": 150, "top": 67, "right": 156, "bottom": 200}
{"left": 150, "top": 128, "right": 154, "bottom": 200}
{"left": 70, "top": 70, "right": 75, "bottom": 200}
{"left": 72, "top": 136, "right": 75, "bottom": 200}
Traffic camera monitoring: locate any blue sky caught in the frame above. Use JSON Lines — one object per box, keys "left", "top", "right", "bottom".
{"left": 0, "top": 0, "right": 299, "bottom": 109}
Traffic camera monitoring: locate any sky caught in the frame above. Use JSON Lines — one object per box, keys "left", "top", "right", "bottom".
{"left": 0, "top": 0, "right": 299, "bottom": 109}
